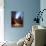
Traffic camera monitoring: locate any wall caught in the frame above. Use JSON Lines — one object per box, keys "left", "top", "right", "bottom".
{"left": 0, "top": 8, "right": 4, "bottom": 42}
{"left": 0, "top": 0, "right": 4, "bottom": 42}
{"left": 40, "top": 0, "right": 46, "bottom": 45}
{"left": 40, "top": 0, "right": 46, "bottom": 27}
{"left": 4, "top": 0, "right": 40, "bottom": 42}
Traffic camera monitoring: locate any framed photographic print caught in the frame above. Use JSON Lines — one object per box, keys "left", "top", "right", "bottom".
{"left": 11, "top": 11, "right": 24, "bottom": 27}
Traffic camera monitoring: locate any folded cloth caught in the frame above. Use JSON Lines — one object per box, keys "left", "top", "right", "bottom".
{"left": 17, "top": 32, "right": 34, "bottom": 46}
{"left": 17, "top": 37, "right": 25, "bottom": 46}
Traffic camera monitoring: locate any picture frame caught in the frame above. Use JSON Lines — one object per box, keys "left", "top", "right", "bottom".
{"left": 11, "top": 11, "right": 24, "bottom": 27}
